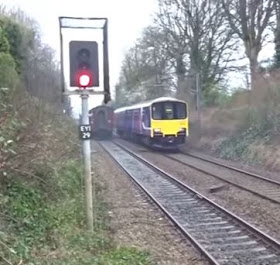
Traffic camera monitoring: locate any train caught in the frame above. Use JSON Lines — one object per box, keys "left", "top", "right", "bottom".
{"left": 89, "top": 105, "right": 114, "bottom": 139}
{"left": 114, "top": 97, "right": 189, "bottom": 149}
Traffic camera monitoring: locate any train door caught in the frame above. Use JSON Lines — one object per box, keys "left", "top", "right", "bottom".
{"left": 142, "top": 107, "right": 151, "bottom": 136}
{"left": 97, "top": 109, "right": 106, "bottom": 129}
{"left": 132, "top": 109, "right": 140, "bottom": 134}
{"left": 124, "top": 110, "right": 133, "bottom": 136}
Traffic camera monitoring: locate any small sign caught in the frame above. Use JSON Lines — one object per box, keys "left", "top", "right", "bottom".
{"left": 79, "top": 124, "right": 92, "bottom": 140}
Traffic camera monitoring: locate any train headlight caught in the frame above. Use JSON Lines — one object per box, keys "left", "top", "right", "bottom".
{"left": 154, "top": 128, "right": 161, "bottom": 133}
{"left": 179, "top": 128, "right": 185, "bottom": 132}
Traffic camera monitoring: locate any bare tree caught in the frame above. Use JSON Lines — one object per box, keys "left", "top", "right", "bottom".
{"left": 116, "top": 28, "right": 175, "bottom": 106}
{"left": 222, "top": 0, "right": 275, "bottom": 88}
{"left": 140, "top": 26, "right": 174, "bottom": 86}
{"left": 155, "top": 0, "right": 189, "bottom": 98}
{"left": 155, "top": 0, "right": 237, "bottom": 105}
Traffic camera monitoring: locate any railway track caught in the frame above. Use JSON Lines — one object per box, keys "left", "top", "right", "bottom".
{"left": 99, "top": 140, "right": 280, "bottom": 265}
{"left": 164, "top": 152, "right": 280, "bottom": 204}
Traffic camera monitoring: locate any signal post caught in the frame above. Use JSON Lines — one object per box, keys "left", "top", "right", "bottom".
{"left": 58, "top": 17, "right": 110, "bottom": 231}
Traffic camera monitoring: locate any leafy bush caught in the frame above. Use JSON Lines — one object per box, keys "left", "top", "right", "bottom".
{"left": 0, "top": 52, "right": 18, "bottom": 87}
{"left": 213, "top": 75, "right": 280, "bottom": 163}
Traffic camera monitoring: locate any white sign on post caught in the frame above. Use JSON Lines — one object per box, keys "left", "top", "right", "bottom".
{"left": 79, "top": 125, "right": 92, "bottom": 140}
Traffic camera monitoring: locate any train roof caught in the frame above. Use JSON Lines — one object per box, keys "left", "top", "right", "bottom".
{"left": 89, "top": 105, "right": 114, "bottom": 113}
{"left": 114, "top": 97, "right": 187, "bottom": 113}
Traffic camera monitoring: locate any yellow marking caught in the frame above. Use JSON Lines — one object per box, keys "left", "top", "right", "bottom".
{"left": 151, "top": 118, "right": 189, "bottom": 137}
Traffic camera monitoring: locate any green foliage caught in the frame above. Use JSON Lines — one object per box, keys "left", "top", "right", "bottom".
{"left": 0, "top": 159, "right": 152, "bottom": 264}
{"left": 95, "top": 247, "right": 152, "bottom": 265}
{"left": 0, "top": 26, "right": 9, "bottom": 53}
{"left": 0, "top": 17, "right": 19, "bottom": 89}
{"left": 215, "top": 88, "right": 280, "bottom": 163}
{"left": 4, "top": 182, "right": 53, "bottom": 250}
{"left": 0, "top": 87, "right": 26, "bottom": 178}
{"left": 216, "top": 124, "right": 268, "bottom": 162}
{"left": 0, "top": 52, "right": 18, "bottom": 88}
{"left": 0, "top": 16, "right": 31, "bottom": 73}
{"left": 0, "top": 9, "right": 62, "bottom": 105}
{"left": 202, "top": 78, "right": 280, "bottom": 168}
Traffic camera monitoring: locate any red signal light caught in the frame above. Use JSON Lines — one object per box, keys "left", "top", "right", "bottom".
{"left": 76, "top": 71, "right": 93, "bottom": 88}
{"left": 79, "top": 74, "right": 90, "bottom": 87}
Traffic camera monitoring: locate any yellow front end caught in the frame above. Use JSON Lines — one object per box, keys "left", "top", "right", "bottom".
{"left": 151, "top": 118, "right": 189, "bottom": 137}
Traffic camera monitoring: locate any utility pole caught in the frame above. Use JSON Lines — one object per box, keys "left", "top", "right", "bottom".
{"left": 196, "top": 73, "right": 201, "bottom": 140}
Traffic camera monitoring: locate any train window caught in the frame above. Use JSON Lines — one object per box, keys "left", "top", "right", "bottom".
{"left": 152, "top": 102, "right": 186, "bottom": 120}
{"left": 152, "top": 104, "right": 162, "bottom": 119}
{"left": 164, "top": 102, "right": 174, "bottom": 119}
{"left": 175, "top": 102, "right": 187, "bottom": 119}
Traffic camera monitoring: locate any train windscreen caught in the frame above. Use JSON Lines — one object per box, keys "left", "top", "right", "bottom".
{"left": 152, "top": 101, "right": 187, "bottom": 120}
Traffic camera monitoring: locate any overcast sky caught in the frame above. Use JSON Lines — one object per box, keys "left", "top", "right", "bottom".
{"left": 0, "top": 0, "right": 275, "bottom": 116}
{"left": 1, "top": 0, "right": 158, "bottom": 114}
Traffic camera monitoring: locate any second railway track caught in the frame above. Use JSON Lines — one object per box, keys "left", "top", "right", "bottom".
{"left": 99, "top": 140, "right": 280, "bottom": 265}
{"left": 164, "top": 151, "right": 280, "bottom": 204}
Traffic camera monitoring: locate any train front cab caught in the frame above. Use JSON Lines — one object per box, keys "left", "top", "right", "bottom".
{"left": 149, "top": 100, "right": 188, "bottom": 148}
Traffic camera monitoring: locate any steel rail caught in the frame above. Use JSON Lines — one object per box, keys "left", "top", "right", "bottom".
{"left": 99, "top": 140, "right": 280, "bottom": 265}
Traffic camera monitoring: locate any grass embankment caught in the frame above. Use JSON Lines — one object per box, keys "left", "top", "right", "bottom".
{"left": 190, "top": 72, "right": 280, "bottom": 171}
{"left": 0, "top": 88, "right": 152, "bottom": 264}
